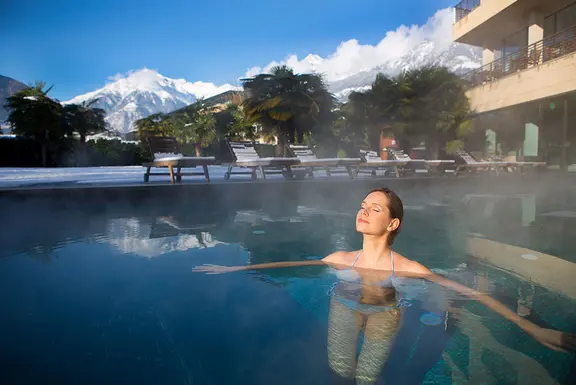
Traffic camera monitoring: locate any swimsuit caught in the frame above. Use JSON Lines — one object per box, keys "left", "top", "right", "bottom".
{"left": 327, "top": 250, "right": 411, "bottom": 314}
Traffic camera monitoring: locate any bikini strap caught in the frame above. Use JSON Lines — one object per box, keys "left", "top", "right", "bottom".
{"left": 351, "top": 251, "right": 362, "bottom": 267}
{"left": 390, "top": 250, "right": 395, "bottom": 273}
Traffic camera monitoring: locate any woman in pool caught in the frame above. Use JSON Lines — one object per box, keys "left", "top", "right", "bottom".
{"left": 193, "top": 188, "right": 575, "bottom": 382}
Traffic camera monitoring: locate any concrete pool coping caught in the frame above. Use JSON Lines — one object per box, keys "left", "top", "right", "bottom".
{"left": 468, "top": 236, "right": 576, "bottom": 299}
{"left": 0, "top": 170, "right": 574, "bottom": 191}
{"left": 0, "top": 165, "right": 574, "bottom": 192}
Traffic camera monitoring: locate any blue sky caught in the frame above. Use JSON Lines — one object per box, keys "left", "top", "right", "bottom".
{"left": 0, "top": 0, "right": 455, "bottom": 100}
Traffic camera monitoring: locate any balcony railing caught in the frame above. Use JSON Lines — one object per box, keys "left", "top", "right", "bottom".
{"left": 462, "top": 24, "right": 576, "bottom": 89}
{"left": 454, "top": 0, "right": 481, "bottom": 24}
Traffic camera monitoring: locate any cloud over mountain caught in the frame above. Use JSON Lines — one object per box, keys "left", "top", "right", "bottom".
{"left": 244, "top": 8, "right": 455, "bottom": 82}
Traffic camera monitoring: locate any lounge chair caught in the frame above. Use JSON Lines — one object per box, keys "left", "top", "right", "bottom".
{"left": 387, "top": 148, "right": 455, "bottom": 174}
{"left": 142, "top": 136, "right": 216, "bottom": 183}
{"left": 501, "top": 159, "right": 547, "bottom": 174}
{"left": 355, "top": 150, "right": 410, "bottom": 178}
{"left": 454, "top": 150, "right": 507, "bottom": 175}
{"left": 224, "top": 141, "right": 301, "bottom": 180}
{"left": 288, "top": 145, "right": 361, "bottom": 178}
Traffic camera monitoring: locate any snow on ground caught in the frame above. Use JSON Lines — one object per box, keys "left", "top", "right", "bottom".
{"left": 0, "top": 166, "right": 263, "bottom": 188}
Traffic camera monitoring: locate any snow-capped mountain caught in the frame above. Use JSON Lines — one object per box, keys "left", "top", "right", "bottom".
{"left": 65, "top": 69, "right": 238, "bottom": 134}
{"left": 329, "top": 41, "right": 481, "bottom": 100}
{"left": 66, "top": 40, "right": 480, "bottom": 135}
{"left": 100, "top": 217, "right": 226, "bottom": 258}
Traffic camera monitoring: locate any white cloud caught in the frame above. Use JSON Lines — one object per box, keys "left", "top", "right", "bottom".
{"left": 106, "top": 68, "right": 154, "bottom": 82}
{"left": 244, "top": 8, "right": 454, "bottom": 82}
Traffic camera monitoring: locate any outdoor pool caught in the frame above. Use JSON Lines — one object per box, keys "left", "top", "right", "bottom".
{"left": 0, "top": 179, "right": 575, "bottom": 385}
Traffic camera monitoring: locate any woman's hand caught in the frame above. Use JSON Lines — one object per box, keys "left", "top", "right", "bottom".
{"left": 527, "top": 327, "right": 576, "bottom": 352}
{"left": 192, "top": 264, "right": 245, "bottom": 274}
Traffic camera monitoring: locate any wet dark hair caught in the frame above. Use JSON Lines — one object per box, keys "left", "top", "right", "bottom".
{"left": 367, "top": 188, "right": 404, "bottom": 245}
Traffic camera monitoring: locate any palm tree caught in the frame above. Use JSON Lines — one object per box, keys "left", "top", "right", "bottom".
{"left": 344, "top": 66, "right": 473, "bottom": 159}
{"left": 64, "top": 100, "right": 107, "bottom": 165}
{"left": 134, "top": 113, "right": 173, "bottom": 138}
{"left": 213, "top": 102, "right": 256, "bottom": 141}
{"left": 241, "top": 65, "right": 335, "bottom": 156}
{"left": 400, "top": 66, "right": 474, "bottom": 159}
{"left": 329, "top": 103, "right": 369, "bottom": 154}
{"left": 4, "top": 82, "right": 67, "bottom": 167}
{"left": 171, "top": 100, "right": 217, "bottom": 156}
{"left": 344, "top": 73, "right": 411, "bottom": 152}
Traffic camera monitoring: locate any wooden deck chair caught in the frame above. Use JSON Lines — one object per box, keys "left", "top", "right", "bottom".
{"left": 142, "top": 136, "right": 216, "bottom": 183}
{"left": 355, "top": 150, "right": 410, "bottom": 178}
{"left": 288, "top": 145, "right": 360, "bottom": 179}
{"left": 388, "top": 148, "right": 455, "bottom": 174}
{"left": 224, "top": 141, "right": 300, "bottom": 180}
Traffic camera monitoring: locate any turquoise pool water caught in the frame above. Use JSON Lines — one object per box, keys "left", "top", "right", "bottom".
{"left": 0, "top": 185, "right": 574, "bottom": 384}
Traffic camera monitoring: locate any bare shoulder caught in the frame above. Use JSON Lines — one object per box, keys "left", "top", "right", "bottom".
{"left": 393, "top": 252, "right": 432, "bottom": 274}
{"left": 322, "top": 250, "right": 359, "bottom": 268}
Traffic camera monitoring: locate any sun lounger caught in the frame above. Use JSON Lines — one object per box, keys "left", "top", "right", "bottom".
{"left": 288, "top": 145, "right": 360, "bottom": 178}
{"left": 142, "top": 136, "right": 216, "bottom": 183}
{"left": 388, "top": 148, "right": 455, "bottom": 174}
{"left": 502, "top": 160, "right": 547, "bottom": 174}
{"left": 224, "top": 141, "right": 301, "bottom": 180}
{"left": 454, "top": 150, "right": 506, "bottom": 175}
{"left": 355, "top": 150, "right": 410, "bottom": 178}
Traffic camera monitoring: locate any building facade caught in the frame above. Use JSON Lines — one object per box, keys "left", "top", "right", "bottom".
{"left": 453, "top": 0, "right": 576, "bottom": 170}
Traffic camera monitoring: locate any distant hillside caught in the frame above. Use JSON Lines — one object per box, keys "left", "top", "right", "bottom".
{"left": 168, "top": 90, "right": 246, "bottom": 117}
{"left": 0, "top": 75, "right": 27, "bottom": 123}
{"left": 203, "top": 90, "right": 245, "bottom": 106}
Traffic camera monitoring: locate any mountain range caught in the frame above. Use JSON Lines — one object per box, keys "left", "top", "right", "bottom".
{"left": 65, "top": 69, "right": 238, "bottom": 134}
{"left": 0, "top": 75, "right": 27, "bottom": 124}
{"left": 330, "top": 41, "right": 481, "bottom": 100}
{"left": 1, "top": 40, "right": 481, "bottom": 135}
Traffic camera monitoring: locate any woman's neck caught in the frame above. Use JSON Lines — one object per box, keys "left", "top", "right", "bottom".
{"left": 361, "top": 235, "right": 391, "bottom": 268}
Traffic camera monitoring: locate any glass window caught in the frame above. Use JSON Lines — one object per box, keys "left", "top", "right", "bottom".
{"left": 544, "top": 14, "right": 556, "bottom": 38}
{"left": 494, "top": 48, "right": 503, "bottom": 60}
{"left": 557, "top": 3, "right": 576, "bottom": 32}
{"left": 502, "top": 28, "right": 528, "bottom": 57}
{"left": 524, "top": 123, "right": 539, "bottom": 157}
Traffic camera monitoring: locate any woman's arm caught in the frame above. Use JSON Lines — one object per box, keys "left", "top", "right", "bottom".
{"left": 192, "top": 260, "right": 326, "bottom": 274}
{"left": 192, "top": 251, "right": 352, "bottom": 274}
{"left": 400, "top": 262, "right": 575, "bottom": 352}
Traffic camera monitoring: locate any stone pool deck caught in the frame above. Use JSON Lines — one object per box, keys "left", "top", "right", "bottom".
{"left": 0, "top": 166, "right": 233, "bottom": 189}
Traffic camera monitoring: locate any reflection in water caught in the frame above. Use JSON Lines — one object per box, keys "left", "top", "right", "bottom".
{"left": 326, "top": 261, "right": 405, "bottom": 384}
{"left": 328, "top": 291, "right": 400, "bottom": 385}
{"left": 99, "top": 217, "right": 225, "bottom": 258}
{"left": 532, "top": 210, "right": 576, "bottom": 258}
{"left": 462, "top": 193, "right": 536, "bottom": 227}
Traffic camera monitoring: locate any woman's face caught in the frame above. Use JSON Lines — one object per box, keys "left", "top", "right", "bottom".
{"left": 356, "top": 192, "right": 400, "bottom": 236}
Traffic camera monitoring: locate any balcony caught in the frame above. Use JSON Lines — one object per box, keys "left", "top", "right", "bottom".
{"left": 462, "top": 24, "right": 576, "bottom": 113}
{"left": 454, "top": 0, "right": 481, "bottom": 24}
{"left": 463, "top": 25, "right": 576, "bottom": 88}
{"left": 453, "top": 0, "right": 576, "bottom": 46}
